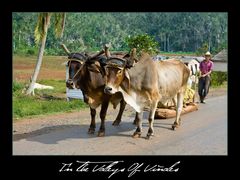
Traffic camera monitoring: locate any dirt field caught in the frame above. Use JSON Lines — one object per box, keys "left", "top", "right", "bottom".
{"left": 13, "top": 55, "right": 68, "bottom": 82}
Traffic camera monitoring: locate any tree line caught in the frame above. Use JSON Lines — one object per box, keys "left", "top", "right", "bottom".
{"left": 13, "top": 12, "right": 227, "bottom": 55}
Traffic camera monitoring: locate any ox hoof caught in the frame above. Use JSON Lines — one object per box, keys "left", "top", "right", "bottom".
{"left": 172, "top": 125, "right": 176, "bottom": 130}
{"left": 97, "top": 131, "right": 105, "bottom": 137}
{"left": 112, "top": 120, "right": 121, "bottom": 126}
{"left": 145, "top": 134, "right": 154, "bottom": 140}
{"left": 88, "top": 128, "right": 95, "bottom": 134}
{"left": 132, "top": 132, "right": 141, "bottom": 138}
{"left": 172, "top": 123, "right": 180, "bottom": 130}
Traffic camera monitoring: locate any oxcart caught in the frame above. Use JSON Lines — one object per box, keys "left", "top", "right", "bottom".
{"left": 154, "top": 87, "right": 198, "bottom": 119}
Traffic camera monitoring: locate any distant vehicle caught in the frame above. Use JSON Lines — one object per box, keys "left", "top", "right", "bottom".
{"left": 152, "top": 55, "right": 167, "bottom": 61}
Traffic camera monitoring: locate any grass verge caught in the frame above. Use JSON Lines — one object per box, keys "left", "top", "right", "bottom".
{"left": 13, "top": 80, "right": 87, "bottom": 120}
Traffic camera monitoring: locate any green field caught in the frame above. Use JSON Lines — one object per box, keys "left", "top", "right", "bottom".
{"left": 13, "top": 80, "right": 87, "bottom": 120}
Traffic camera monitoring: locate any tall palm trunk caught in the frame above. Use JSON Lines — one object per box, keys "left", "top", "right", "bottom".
{"left": 26, "top": 14, "right": 51, "bottom": 95}
{"left": 26, "top": 32, "right": 48, "bottom": 95}
{"left": 24, "top": 13, "right": 64, "bottom": 95}
{"left": 25, "top": 13, "right": 52, "bottom": 95}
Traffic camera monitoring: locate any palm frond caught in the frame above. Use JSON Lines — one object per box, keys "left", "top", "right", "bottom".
{"left": 34, "top": 13, "right": 52, "bottom": 44}
{"left": 54, "top": 13, "right": 66, "bottom": 38}
{"left": 34, "top": 13, "right": 44, "bottom": 44}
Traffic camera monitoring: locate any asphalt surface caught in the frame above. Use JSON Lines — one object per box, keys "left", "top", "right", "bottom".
{"left": 13, "top": 95, "right": 227, "bottom": 155}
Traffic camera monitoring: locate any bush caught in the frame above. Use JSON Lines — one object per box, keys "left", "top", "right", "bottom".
{"left": 196, "top": 42, "right": 209, "bottom": 56}
{"left": 45, "top": 48, "right": 59, "bottom": 56}
{"left": 211, "top": 71, "right": 227, "bottom": 87}
{"left": 14, "top": 45, "right": 38, "bottom": 56}
{"left": 126, "top": 34, "right": 160, "bottom": 56}
{"left": 27, "top": 49, "right": 36, "bottom": 55}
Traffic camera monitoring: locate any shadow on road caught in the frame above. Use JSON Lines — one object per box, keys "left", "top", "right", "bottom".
{"left": 13, "top": 118, "right": 177, "bottom": 144}
{"left": 13, "top": 124, "right": 85, "bottom": 141}
{"left": 13, "top": 121, "right": 138, "bottom": 144}
{"left": 142, "top": 121, "right": 174, "bottom": 130}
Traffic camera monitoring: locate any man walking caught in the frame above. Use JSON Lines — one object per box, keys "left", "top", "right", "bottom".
{"left": 198, "top": 51, "right": 214, "bottom": 103}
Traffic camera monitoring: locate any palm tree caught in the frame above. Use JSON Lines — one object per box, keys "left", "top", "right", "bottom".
{"left": 26, "top": 12, "right": 66, "bottom": 95}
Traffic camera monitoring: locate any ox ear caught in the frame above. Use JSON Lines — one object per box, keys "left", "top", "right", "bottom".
{"left": 122, "top": 70, "right": 130, "bottom": 90}
{"left": 95, "top": 61, "right": 106, "bottom": 76}
{"left": 124, "top": 69, "right": 130, "bottom": 80}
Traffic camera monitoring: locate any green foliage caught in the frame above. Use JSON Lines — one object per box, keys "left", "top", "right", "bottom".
{"left": 211, "top": 43, "right": 228, "bottom": 55}
{"left": 13, "top": 44, "right": 38, "bottom": 56}
{"left": 13, "top": 12, "right": 227, "bottom": 55}
{"left": 34, "top": 13, "right": 65, "bottom": 44}
{"left": 211, "top": 71, "right": 227, "bottom": 87}
{"left": 53, "top": 13, "right": 66, "bottom": 38}
{"left": 126, "top": 34, "right": 159, "bottom": 55}
{"left": 44, "top": 48, "right": 61, "bottom": 56}
{"left": 27, "top": 49, "right": 36, "bottom": 55}
{"left": 13, "top": 81, "right": 25, "bottom": 93}
{"left": 13, "top": 80, "right": 87, "bottom": 119}
{"left": 161, "top": 51, "right": 195, "bottom": 56}
{"left": 196, "top": 43, "right": 209, "bottom": 56}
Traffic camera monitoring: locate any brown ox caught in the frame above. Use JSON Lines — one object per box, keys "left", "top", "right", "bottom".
{"left": 104, "top": 52, "right": 190, "bottom": 139}
{"left": 66, "top": 51, "right": 128, "bottom": 137}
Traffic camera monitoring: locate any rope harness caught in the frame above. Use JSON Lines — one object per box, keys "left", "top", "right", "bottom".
{"left": 67, "top": 53, "right": 87, "bottom": 80}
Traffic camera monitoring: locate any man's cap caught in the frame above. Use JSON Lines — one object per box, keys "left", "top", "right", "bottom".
{"left": 205, "top": 51, "right": 211, "bottom": 56}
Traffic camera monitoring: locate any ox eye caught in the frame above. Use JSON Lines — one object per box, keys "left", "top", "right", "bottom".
{"left": 117, "top": 70, "right": 122, "bottom": 74}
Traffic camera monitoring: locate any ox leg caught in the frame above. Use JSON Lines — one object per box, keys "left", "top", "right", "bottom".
{"left": 88, "top": 107, "right": 96, "bottom": 134}
{"left": 98, "top": 101, "right": 109, "bottom": 137}
{"left": 172, "top": 97, "right": 177, "bottom": 109}
{"left": 146, "top": 100, "right": 158, "bottom": 139}
{"left": 132, "top": 111, "right": 143, "bottom": 138}
{"left": 172, "top": 92, "right": 184, "bottom": 130}
{"left": 112, "top": 99, "right": 126, "bottom": 126}
{"left": 133, "top": 112, "right": 139, "bottom": 125}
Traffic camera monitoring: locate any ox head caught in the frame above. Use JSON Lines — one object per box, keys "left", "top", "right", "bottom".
{"left": 66, "top": 50, "right": 105, "bottom": 90}
{"left": 66, "top": 53, "right": 88, "bottom": 89}
{"left": 104, "top": 48, "right": 138, "bottom": 95}
{"left": 104, "top": 57, "right": 131, "bottom": 95}
{"left": 104, "top": 46, "right": 138, "bottom": 94}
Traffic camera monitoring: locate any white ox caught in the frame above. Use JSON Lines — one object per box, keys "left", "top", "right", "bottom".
{"left": 186, "top": 59, "right": 200, "bottom": 89}
{"left": 104, "top": 52, "right": 190, "bottom": 139}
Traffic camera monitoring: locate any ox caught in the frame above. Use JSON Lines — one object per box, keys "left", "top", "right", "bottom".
{"left": 66, "top": 49, "right": 136, "bottom": 137}
{"left": 104, "top": 51, "right": 190, "bottom": 139}
{"left": 187, "top": 59, "right": 200, "bottom": 90}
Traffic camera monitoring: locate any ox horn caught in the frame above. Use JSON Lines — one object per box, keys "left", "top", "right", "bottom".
{"left": 130, "top": 48, "right": 138, "bottom": 62}
{"left": 61, "top": 44, "right": 71, "bottom": 56}
{"left": 126, "top": 48, "right": 138, "bottom": 68}
{"left": 104, "top": 43, "right": 111, "bottom": 59}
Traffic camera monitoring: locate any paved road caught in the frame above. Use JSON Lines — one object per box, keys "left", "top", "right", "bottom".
{"left": 13, "top": 95, "right": 227, "bottom": 155}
